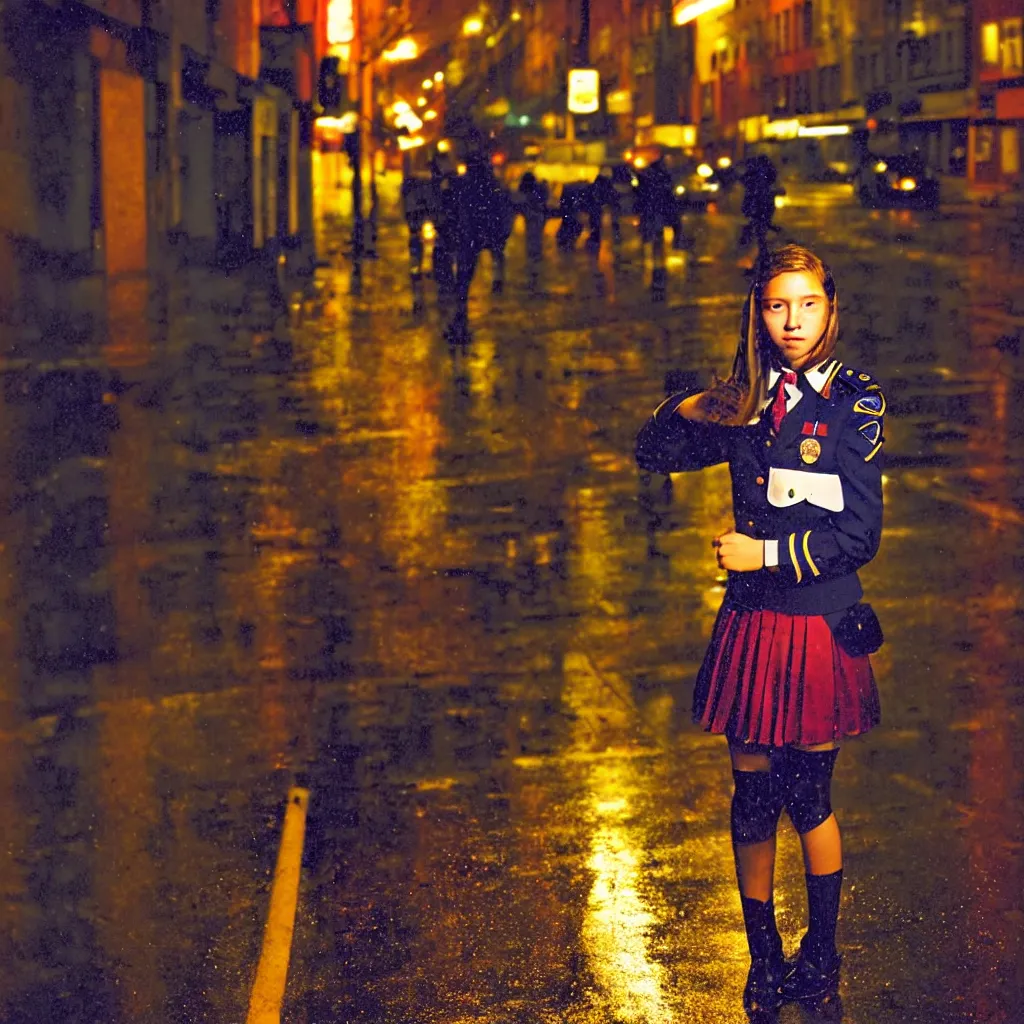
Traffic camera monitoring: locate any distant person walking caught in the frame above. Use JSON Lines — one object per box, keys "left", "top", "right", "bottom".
{"left": 636, "top": 245, "right": 886, "bottom": 1019}
{"left": 517, "top": 171, "right": 549, "bottom": 291}
{"left": 446, "top": 151, "right": 514, "bottom": 342}
{"left": 400, "top": 174, "right": 433, "bottom": 313}
{"left": 430, "top": 156, "right": 459, "bottom": 295}
{"left": 740, "top": 154, "right": 781, "bottom": 262}
{"left": 636, "top": 157, "right": 674, "bottom": 299}
{"left": 585, "top": 168, "right": 620, "bottom": 250}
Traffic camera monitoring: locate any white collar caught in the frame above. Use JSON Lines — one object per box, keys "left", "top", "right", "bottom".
{"left": 768, "top": 358, "right": 836, "bottom": 395}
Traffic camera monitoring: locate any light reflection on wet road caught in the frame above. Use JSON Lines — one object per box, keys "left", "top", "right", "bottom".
{"left": 0, "top": 184, "right": 1022, "bottom": 1023}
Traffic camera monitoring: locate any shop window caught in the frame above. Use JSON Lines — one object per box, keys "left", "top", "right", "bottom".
{"left": 701, "top": 82, "right": 714, "bottom": 120}
{"left": 803, "top": 2, "right": 813, "bottom": 48}
{"left": 1001, "top": 127, "right": 1020, "bottom": 176}
{"left": 975, "top": 125, "right": 993, "bottom": 163}
{"left": 1003, "top": 18, "right": 1023, "bottom": 74}
{"left": 782, "top": 9, "right": 791, "bottom": 53}
{"left": 981, "top": 22, "right": 999, "bottom": 67}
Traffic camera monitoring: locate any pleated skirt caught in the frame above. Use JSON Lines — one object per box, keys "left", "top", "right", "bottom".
{"left": 692, "top": 603, "right": 881, "bottom": 748}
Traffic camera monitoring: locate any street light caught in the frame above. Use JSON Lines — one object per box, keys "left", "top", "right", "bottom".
{"left": 382, "top": 37, "right": 419, "bottom": 62}
{"left": 463, "top": 16, "right": 484, "bottom": 35}
{"left": 434, "top": 71, "right": 444, "bottom": 82}
{"left": 422, "top": 78, "right": 433, "bottom": 90}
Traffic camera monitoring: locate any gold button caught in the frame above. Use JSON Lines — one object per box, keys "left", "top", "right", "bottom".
{"left": 747, "top": 520, "right": 755, "bottom": 528}
{"left": 765, "top": 439, "right": 772, "bottom": 447}
{"left": 756, "top": 476, "right": 765, "bottom": 485}
{"left": 846, "top": 369, "right": 853, "bottom": 375}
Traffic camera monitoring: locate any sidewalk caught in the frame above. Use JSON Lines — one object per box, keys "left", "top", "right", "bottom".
{"left": 936, "top": 173, "right": 1024, "bottom": 214}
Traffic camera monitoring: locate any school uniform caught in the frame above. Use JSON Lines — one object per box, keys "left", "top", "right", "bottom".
{"left": 635, "top": 358, "right": 885, "bottom": 747}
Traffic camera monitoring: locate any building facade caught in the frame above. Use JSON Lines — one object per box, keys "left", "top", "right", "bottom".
{"left": 496, "top": 0, "right": 1021, "bottom": 195}
{"left": 0, "top": 0, "right": 317, "bottom": 332}
{"left": 972, "top": 0, "right": 1023, "bottom": 191}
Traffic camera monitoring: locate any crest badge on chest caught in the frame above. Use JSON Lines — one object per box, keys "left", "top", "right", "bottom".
{"left": 799, "top": 437, "right": 822, "bottom": 464}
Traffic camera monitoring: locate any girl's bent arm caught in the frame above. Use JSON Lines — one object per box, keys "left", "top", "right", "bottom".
{"left": 635, "top": 389, "right": 734, "bottom": 474}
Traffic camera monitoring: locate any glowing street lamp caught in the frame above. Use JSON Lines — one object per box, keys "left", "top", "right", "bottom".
{"left": 422, "top": 78, "right": 433, "bottom": 90}
{"left": 434, "top": 71, "right": 444, "bottom": 82}
{"left": 382, "top": 37, "right": 419, "bottom": 62}
{"left": 463, "top": 16, "right": 484, "bottom": 35}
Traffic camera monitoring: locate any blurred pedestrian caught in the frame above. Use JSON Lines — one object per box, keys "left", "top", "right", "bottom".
{"left": 446, "top": 150, "right": 514, "bottom": 342}
{"left": 430, "top": 155, "right": 458, "bottom": 295}
{"left": 740, "top": 154, "right": 781, "bottom": 261}
{"left": 635, "top": 244, "right": 886, "bottom": 1019}
{"left": 586, "top": 168, "right": 620, "bottom": 250}
{"left": 635, "top": 157, "right": 674, "bottom": 299}
{"left": 555, "top": 182, "right": 587, "bottom": 251}
{"left": 401, "top": 174, "right": 432, "bottom": 313}
{"left": 517, "top": 170, "right": 549, "bottom": 291}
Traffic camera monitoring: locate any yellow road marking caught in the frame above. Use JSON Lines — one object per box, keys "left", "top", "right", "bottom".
{"left": 246, "top": 787, "right": 310, "bottom": 1024}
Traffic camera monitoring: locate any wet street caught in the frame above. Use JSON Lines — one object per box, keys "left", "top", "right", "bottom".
{"left": 2, "top": 182, "right": 1024, "bottom": 1024}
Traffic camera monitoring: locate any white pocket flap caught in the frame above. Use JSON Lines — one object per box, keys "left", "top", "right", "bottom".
{"left": 767, "top": 468, "right": 844, "bottom": 512}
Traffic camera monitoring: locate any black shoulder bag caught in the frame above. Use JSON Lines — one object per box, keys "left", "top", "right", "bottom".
{"left": 826, "top": 603, "right": 884, "bottom": 657}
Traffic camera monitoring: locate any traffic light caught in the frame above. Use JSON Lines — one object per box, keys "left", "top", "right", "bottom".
{"left": 318, "top": 56, "right": 343, "bottom": 115}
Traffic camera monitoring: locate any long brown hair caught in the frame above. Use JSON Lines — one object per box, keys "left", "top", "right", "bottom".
{"left": 726, "top": 245, "right": 839, "bottom": 426}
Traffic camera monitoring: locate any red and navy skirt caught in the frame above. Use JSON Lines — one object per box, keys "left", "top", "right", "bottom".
{"left": 693, "top": 603, "right": 881, "bottom": 748}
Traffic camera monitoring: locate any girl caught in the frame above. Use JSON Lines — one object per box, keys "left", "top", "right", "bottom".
{"left": 635, "top": 245, "right": 885, "bottom": 1019}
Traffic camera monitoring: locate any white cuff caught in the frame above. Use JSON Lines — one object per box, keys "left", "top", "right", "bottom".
{"left": 764, "top": 539, "right": 779, "bottom": 568}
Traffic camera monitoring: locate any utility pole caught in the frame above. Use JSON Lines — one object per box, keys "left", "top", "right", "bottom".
{"left": 577, "top": 0, "right": 590, "bottom": 67}
{"left": 566, "top": 0, "right": 591, "bottom": 143}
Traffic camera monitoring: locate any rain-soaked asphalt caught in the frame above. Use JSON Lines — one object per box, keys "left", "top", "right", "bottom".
{"left": 1, "top": 181, "right": 1023, "bottom": 1024}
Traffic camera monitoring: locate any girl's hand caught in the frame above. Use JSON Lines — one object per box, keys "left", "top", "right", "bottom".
{"left": 677, "top": 380, "right": 745, "bottom": 424}
{"left": 713, "top": 532, "right": 765, "bottom": 572}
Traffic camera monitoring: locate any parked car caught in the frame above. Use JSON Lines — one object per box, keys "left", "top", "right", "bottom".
{"left": 855, "top": 152, "right": 939, "bottom": 210}
{"left": 622, "top": 148, "right": 721, "bottom": 213}
{"left": 668, "top": 158, "right": 722, "bottom": 212}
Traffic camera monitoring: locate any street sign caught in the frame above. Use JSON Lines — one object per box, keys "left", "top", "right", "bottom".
{"left": 568, "top": 69, "right": 599, "bottom": 115}
{"left": 327, "top": 0, "right": 354, "bottom": 45}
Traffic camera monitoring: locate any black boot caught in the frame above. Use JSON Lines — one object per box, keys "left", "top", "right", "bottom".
{"left": 782, "top": 869, "right": 843, "bottom": 1002}
{"left": 741, "top": 896, "right": 785, "bottom": 1018}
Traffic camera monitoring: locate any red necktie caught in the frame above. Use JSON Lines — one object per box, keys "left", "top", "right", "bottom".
{"left": 771, "top": 370, "right": 797, "bottom": 434}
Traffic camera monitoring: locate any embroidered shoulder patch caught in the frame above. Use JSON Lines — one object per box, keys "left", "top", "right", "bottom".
{"left": 853, "top": 392, "right": 886, "bottom": 416}
{"left": 858, "top": 420, "right": 882, "bottom": 446}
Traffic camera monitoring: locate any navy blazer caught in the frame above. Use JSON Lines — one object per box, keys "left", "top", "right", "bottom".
{"left": 635, "top": 360, "right": 886, "bottom": 615}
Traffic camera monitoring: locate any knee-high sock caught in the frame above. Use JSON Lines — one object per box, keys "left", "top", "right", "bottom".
{"left": 741, "top": 895, "right": 783, "bottom": 963}
{"left": 804, "top": 868, "right": 843, "bottom": 961}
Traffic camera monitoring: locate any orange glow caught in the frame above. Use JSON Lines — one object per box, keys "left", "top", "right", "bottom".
{"left": 99, "top": 67, "right": 148, "bottom": 276}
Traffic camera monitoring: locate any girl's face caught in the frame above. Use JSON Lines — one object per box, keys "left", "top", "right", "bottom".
{"left": 760, "top": 270, "right": 830, "bottom": 370}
